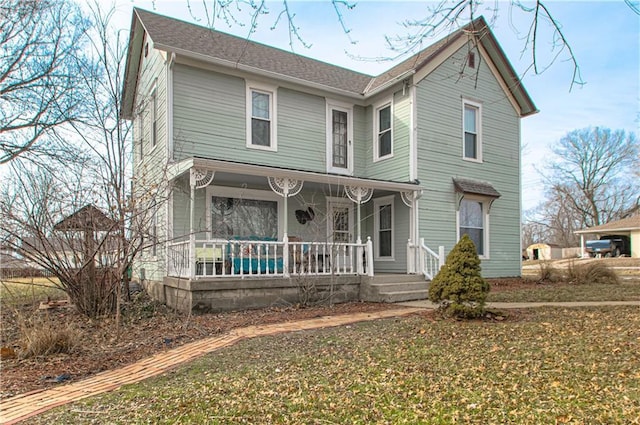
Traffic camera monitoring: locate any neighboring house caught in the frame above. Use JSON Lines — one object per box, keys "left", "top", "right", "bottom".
{"left": 121, "top": 9, "right": 537, "bottom": 311}
{"left": 575, "top": 215, "right": 640, "bottom": 258}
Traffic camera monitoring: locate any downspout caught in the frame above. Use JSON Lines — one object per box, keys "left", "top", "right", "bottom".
{"left": 166, "top": 52, "right": 175, "bottom": 161}
{"left": 410, "top": 84, "right": 421, "bottom": 273}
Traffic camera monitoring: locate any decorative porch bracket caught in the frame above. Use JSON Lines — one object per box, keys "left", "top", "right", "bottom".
{"left": 188, "top": 168, "right": 215, "bottom": 278}
{"left": 345, "top": 186, "right": 373, "bottom": 275}
{"left": 268, "top": 177, "right": 304, "bottom": 277}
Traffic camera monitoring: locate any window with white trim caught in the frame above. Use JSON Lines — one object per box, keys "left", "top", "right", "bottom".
{"left": 326, "top": 100, "right": 353, "bottom": 175}
{"left": 151, "top": 89, "right": 157, "bottom": 148}
{"left": 151, "top": 203, "right": 158, "bottom": 257}
{"left": 458, "top": 199, "right": 487, "bottom": 257}
{"left": 210, "top": 197, "right": 278, "bottom": 239}
{"left": 375, "top": 102, "right": 392, "bottom": 160}
{"left": 137, "top": 111, "right": 144, "bottom": 162}
{"left": 463, "top": 100, "right": 481, "bottom": 161}
{"left": 374, "top": 196, "right": 394, "bottom": 259}
{"left": 206, "top": 186, "right": 283, "bottom": 239}
{"left": 246, "top": 82, "right": 277, "bottom": 151}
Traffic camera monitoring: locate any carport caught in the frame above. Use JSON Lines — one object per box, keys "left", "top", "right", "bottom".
{"left": 574, "top": 215, "right": 640, "bottom": 258}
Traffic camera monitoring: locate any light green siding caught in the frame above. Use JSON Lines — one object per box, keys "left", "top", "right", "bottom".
{"left": 416, "top": 45, "right": 521, "bottom": 277}
{"left": 172, "top": 65, "right": 246, "bottom": 161}
{"left": 366, "top": 89, "right": 411, "bottom": 182}
{"left": 132, "top": 39, "right": 170, "bottom": 283}
{"left": 171, "top": 64, "right": 414, "bottom": 183}
{"left": 363, "top": 194, "right": 411, "bottom": 273}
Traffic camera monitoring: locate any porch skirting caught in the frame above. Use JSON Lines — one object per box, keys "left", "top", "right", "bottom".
{"left": 154, "top": 275, "right": 363, "bottom": 314}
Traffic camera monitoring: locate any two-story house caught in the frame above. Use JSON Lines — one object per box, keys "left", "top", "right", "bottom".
{"left": 121, "top": 9, "right": 536, "bottom": 313}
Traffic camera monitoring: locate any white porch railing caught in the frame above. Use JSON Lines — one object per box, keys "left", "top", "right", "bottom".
{"left": 167, "top": 237, "right": 374, "bottom": 279}
{"left": 409, "top": 238, "right": 445, "bottom": 280}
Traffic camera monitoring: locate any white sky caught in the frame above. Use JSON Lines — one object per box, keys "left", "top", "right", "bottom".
{"left": 107, "top": 0, "right": 640, "bottom": 212}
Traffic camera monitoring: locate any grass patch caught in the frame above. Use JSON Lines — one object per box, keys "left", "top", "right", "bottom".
{"left": 26, "top": 307, "right": 640, "bottom": 424}
{"left": 488, "top": 281, "right": 640, "bottom": 303}
{"left": 1, "top": 278, "right": 65, "bottom": 307}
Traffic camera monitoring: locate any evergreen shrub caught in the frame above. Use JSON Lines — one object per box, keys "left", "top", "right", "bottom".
{"left": 428, "top": 234, "right": 490, "bottom": 318}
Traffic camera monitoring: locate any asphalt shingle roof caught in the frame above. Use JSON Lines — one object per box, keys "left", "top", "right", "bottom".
{"left": 122, "top": 9, "right": 536, "bottom": 118}
{"left": 453, "top": 177, "right": 501, "bottom": 198}
{"left": 134, "top": 8, "right": 477, "bottom": 96}
{"left": 135, "top": 8, "right": 373, "bottom": 95}
{"left": 576, "top": 215, "right": 640, "bottom": 233}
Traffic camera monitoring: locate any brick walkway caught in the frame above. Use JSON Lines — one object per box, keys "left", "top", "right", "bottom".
{"left": 0, "top": 307, "right": 423, "bottom": 425}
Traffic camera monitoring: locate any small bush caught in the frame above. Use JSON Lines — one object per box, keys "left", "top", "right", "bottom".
{"left": 567, "top": 261, "right": 620, "bottom": 285}
{"left": 428, "top": 235, "right": 489, "bottom": 319}
{"left": 18, "top": 314, "right": 79, "bottom": 358}
{"left": 538, "top": 261, "right": 561, "bottom": 283}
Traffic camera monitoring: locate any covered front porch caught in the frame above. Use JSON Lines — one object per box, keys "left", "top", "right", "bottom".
{"left": 165, "top": 158, "right": 444, "bottom": 282}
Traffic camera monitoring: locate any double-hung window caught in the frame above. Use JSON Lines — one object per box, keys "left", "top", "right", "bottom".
{"left": 150, "top": 203, "right": 158, "bottom": 257}
{"left": 151, "top": 89, "right": 157, "bottom": 148}
{"left": 246, "top": 82, "right": 277, "bottom": 151}
{"left": 458, "top": 199, "right": 486, "bottom": 257}
{"left": 374, "top": 196, "right": 394, "bottom": 259}
{"left": 463, "top": 99, "right": 482, "bottom": 161}
{"left": 375, "top": 102, "right": 392, "bottom": 160}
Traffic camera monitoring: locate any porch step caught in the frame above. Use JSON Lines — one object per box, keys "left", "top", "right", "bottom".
{"left": 368, "top": 274, "right": 426, "bottom": 284}
{"left": 360, "top": 275, "right": 430, "bottom": 303}
{"left": 377, "top": 289, "right": 429, "bottom": 303}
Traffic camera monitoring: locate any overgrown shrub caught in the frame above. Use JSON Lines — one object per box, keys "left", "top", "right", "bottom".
{"left": 566, "top": 261, "right": 620, "bottom": 285}
{"left": 428, "top": 235, "right": 489, "bottom": 318}
{"left": 538, "top": 261, "right": 561, "bottom": 283}
{"left": 18, "top": 314, "right": 79, "bottom": 358}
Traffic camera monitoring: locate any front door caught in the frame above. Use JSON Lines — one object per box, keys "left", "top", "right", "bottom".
{"left": 327, "top": 198, "right": 354, "bottom": 270}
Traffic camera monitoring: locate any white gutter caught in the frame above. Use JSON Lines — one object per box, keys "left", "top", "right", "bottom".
{"left": 167, "top": 157, "right": 421, "bottom": 192}
{"left": 154, "top": 43, "right": 368, "bottom": 101}
{"left": 154, "top": 43, "right": 415, "bottom": 102}
{"left": 363, "top": 70, "right": 415, "bottom": 99}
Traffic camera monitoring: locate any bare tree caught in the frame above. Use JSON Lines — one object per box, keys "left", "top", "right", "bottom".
{"left": 0, "top": 0, "right": 89, "bottom": 164}
{"left": 543, "top": 127, "right": 639, "bottom": 229}
{"left": 0, "top": 3, "right": 167, "bottom": 320}
{"left": 521, "top": 211, "right": 549, "bottom": 248}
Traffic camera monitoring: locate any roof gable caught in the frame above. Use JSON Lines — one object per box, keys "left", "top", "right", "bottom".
{"left": 121, "top": 10, "right": 536, "bottom": 119}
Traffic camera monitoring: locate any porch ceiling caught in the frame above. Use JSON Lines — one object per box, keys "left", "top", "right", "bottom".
{"left": 168, "top": 157, "right": 421, "bottom": 193}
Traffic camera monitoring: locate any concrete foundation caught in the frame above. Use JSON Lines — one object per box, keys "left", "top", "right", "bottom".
{"left": 160, "top": 274, "right": 362, "bottom": 314}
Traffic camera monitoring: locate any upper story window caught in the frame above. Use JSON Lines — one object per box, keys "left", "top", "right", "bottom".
{"left": 246, "top": 81, "right": 277, "bottom": 151}
{"left": 374, "top": 101, "right": 393, "bottom": 161}
{"left": 326, "top": 100, "right": 353, "bottom": 175}
{"left": 137, "top": 109, "right": 144, "bottom": 162}
{"left": 463, "top": 99, "right": 482, "bottom": 161}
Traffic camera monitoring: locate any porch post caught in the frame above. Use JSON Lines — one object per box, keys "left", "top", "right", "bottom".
{"left": 189, "top": 182, "right": 196, "bottom": 279}
{"left": 267, "top": 177, "right": 304, "bottom": 278}
{"left": 366, "top": 237, "right": 374, "bottom": 277}
{"left": 401, "top": 190, "right": 422, "bottom": 274}
{"left": 345, "top": 186, "right": 373, "bottom": 275}
{"left": 189, "top": 169, "right": 215, "bottom": 279}
{"left": 580, "top": 234, "right": 586, "bottom": 258}
{"left": 419, "top": 237, "right": 425, "bottom": 276}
